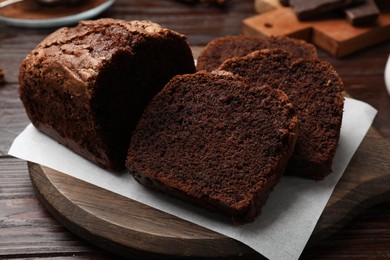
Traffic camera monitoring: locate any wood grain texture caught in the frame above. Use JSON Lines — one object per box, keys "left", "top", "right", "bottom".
{"left": 0, "top": 157, "right": 112, "bottom": 258}
{"left": 29, "top": 163, "right": 261, "bottom": 259}
{"left": 307, "top": 128, "right": 390, "bottom": 245}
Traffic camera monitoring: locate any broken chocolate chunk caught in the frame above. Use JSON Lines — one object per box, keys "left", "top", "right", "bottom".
{"left": 279, "top": 0, "right": 290, "bottom": 6}
{"left": 290, "top": 0, "right": 364, "bottom": 20}
{"left": 345, "top": 0, "right": 379, "bottom": 26}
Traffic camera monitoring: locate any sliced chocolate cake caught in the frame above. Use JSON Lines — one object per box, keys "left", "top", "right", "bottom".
{"left": 220, "top": 49, "right": 344, "bottom": 180}
{"left": 126, "top": 71, "right": 298, "bottom": 224}
{"left": 196, "top": 35, "right": 317, "bottom": 72}
{"left": 19, "top": 19, "right": 196, "bottom": 171}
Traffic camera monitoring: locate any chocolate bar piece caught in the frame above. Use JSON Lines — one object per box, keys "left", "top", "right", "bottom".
{"left": 290, "top": 0, "right": 364, "bottom": 20}
{"left": 279, "top": 0, "right": 290, "bottom": 6}
{"left": 345, "top": 0, "right": 379, "bottom": 26}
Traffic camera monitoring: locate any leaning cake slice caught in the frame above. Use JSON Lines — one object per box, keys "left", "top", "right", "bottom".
{"left": 220, "top": 49, "right": 344, "bottom": 180}
{"left": 196, "top": 35, "right": 317, "bottom": 72}
{"left": 126, "top": 71, "right": 298, "bottom": 224}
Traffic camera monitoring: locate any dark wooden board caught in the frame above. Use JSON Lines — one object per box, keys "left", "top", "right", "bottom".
{"left": 242, "top": 2, "right": 390, "bottom": 57}
{"left": 28, "top": 127, "right": 390, "bottom": 259}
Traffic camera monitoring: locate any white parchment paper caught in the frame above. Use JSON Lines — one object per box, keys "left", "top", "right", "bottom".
{"left": 9, "top": 97, "right": 377, "bottom": 260}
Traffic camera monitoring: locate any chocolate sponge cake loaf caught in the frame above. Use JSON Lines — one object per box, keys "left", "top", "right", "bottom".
{"left": 19, "top": 19, "right": 195, "bottom": 171}
{"left": 220, "top": 49, "right": 344, "bottom": 180}
{"left": 126, "top": 71, "right": 298, "bottom": 224}
{"left": 196, "top": 35, "right": 317, "bottom": 71}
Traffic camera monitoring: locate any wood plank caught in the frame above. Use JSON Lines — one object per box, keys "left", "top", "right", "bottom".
{"left": 242, "top": 6, "right": 313, "bottom": 41}
{"left": 29, "top": 162, "right": 261, "bottom": 259}
{"left": 302, "top": 200, "right": 390, "bottom": 259}
{"left": 0, "top": 157, "right": 110, "bottom": 258}
{"left": 0, "top": 83, "right": 30, "bottom": 156}
{"left": 311, "top": 9, "right": 390, "bottom": 57}
{"left": 308, "top": 127, "right": 390, "bottom": 244}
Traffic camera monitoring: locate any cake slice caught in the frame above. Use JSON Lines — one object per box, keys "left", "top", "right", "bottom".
{"left": 220, "top": 49, "right": 344, "bottom": 180}
{"left": 126, "top": 71, "right": 298, "bottom": 224}
{"left": 19, "top": 19, "right": 195, "bottom": 171}
{"left": 196, "top": 35, "right": 317, "bottom": 72}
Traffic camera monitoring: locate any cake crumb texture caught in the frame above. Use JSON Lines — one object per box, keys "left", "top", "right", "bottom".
{"left": 126, "top": 71, "right": 298, "bottom": 224}
{"left": 196, "top": 35, "right": 317, "bottom": 71}
{"left": 220, "top": 49, "right": 344, "bottom": 180}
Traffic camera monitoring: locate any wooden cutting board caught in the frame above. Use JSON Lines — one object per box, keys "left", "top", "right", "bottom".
{"left": 28, "top": 127, "right": 390, "bottom": 259}
{"left": 242, "top": 2, "right": 390, "bottom": 57}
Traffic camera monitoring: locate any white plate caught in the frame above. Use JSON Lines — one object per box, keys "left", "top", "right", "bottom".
{"left": 0, "top": 0, "right": 115, "bottom": 28}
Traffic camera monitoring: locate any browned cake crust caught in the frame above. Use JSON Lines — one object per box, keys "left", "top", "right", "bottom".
{"left": 196, "top": 35, "right": 317, "bottom": 72}
{"left": 126, "top": 71, "right": 298, "bottom": 224}
{"left": 19, "top": 18, "right": 195, "bottom": 171}
{"left": 220, "top": 49, "right": 344, "bottom": 180}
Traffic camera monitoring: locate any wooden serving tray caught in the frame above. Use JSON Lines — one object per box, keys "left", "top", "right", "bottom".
{"left": 28, "top": 127, "right": 390, "bottom": 259}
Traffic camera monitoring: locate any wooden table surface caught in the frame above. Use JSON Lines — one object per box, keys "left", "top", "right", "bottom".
{"left": 1, "top": 0, "right": 389, "bottom": 259}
